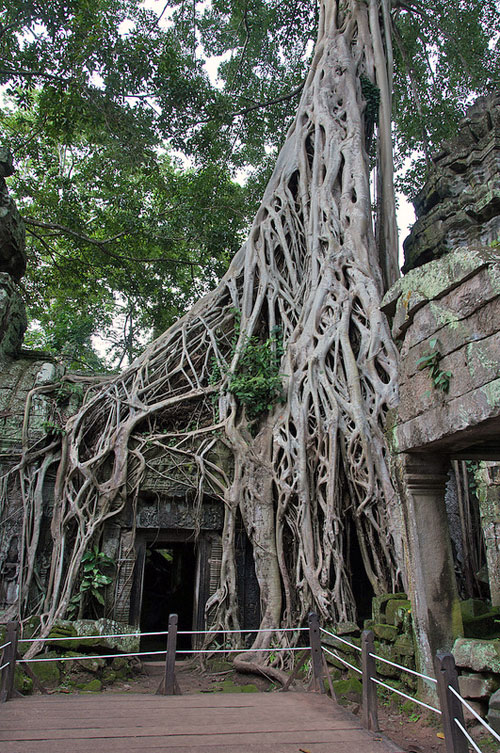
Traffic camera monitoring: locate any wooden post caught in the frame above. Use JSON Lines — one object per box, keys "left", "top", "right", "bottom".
{"left": 308, "top": 612, "right": 325, "bottom": 694}
{"left": 163, "top": 613, "right": 178, "bottom": 696}
{"left": 0, "top": 621, "right": 19, "bottom": 703}
{"left": 361, "top": 629, "right": 379, "bottom": 731}
{"left": 434, "top": 651, "right": 468, "bottom": 753}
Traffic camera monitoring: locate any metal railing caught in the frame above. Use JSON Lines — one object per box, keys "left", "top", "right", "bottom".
{"left": 320, "top": 626, "right": 500, "bottom": 753}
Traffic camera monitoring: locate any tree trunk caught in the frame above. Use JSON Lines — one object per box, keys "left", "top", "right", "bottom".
{"left": 15, "top": 0, "right": 405, "bottom": 647}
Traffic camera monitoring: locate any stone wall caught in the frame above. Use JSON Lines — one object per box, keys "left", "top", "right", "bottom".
{"left": 403, "top": 93, "right": 500, "bottom": 272}
{"left": 382, "top": 248, "right": 500, "bottom": 453}
{"left": 325, "top": 595, "right": 500, "bottom": 733}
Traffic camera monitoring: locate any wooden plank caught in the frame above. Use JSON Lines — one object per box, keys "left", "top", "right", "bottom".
{"left": 0, "top": 691, "right": 404, "bottom": 753}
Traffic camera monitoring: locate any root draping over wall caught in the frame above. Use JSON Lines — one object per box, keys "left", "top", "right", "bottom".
{"left": 10, "top": 1, "right": 406, "bottom": 653}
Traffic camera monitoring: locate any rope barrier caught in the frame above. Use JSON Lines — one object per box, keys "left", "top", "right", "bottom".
{"left": 370, "top": 677, "right": 441, "bottom": 715}
{"left": 454, "top": 718, "right": 482, "bottom": 753}
{"left": 17, "top": 626, "right": 310, "bottom": 643}
{"left": 153, "top": 646, "right": 310, "bottom": 655}
{"left": 21, "top": 650, "right": 167, "bottom": 663}
{"left": 21, "top": 645, "right": 309, "bottom": 663}
{"left": 368, "top": 652, "right": 437, "bottom": 684}
{"left": 0, "top": 661, "right": 9, "bottom": 671}
{"left": 449, "top": 684, "right": 500, "bottom": 744}
{"left": 319, "top": 628, "right": 361, "bottom": 652}
{"left": 0, "top": 641, "right": 11, "bottom": 651}
{"left": 322, "top": 645, "right": 362, "bottom": 675}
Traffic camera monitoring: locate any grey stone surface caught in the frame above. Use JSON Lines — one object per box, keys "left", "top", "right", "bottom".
{"left": 458, "top": 672, "right": 500, "bottom": 699}
{"left": 402, "top": 93, "right": 500, "bottom": 272}
{"left": 489, "top": 687, "right": 500, "bottom": 734}
{"left": 453, "top": 638, "right": 500, "bottom": 673}
{"left": 0, "top": 273, "right": 27, "bottom": 361}
{"left": 0, "top": 149, "right": 26, "bottom": 281}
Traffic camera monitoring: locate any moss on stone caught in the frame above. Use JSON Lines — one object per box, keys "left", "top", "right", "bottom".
{"left": 79, "top": 678, "right": 102, "bottom": 692}
{"left": 373, "top": 623, "right": 399, "bottom": 641}
{"left": 332, "top": 677, "right": 362, "bottom": 705}
{"left": 14, "top": 667, "right": 33, "bottom": 695}
{"left": 31, "top": 659, "right": 60, "bottom": 686}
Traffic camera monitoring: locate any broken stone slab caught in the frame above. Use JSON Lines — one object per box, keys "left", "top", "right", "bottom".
{"left": 335, "top": 621, "right": 361, "bottom": 636}
{"left": 50, "top": 618, "right": 140, "bottom": 654}
{"left": 458, "top": 672, "right": 500, "bottom": 699}
{"left": 453, "top": 638, "right": 500, "bottom": 674}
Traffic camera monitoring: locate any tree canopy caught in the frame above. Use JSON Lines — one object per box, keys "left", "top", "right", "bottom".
{"left": 1, "top": 0, "right": 499, "bottom": 366}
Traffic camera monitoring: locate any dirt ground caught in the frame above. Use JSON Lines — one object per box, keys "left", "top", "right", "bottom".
{"left": 92, "top": 659, "right": 494, "bottom": 753}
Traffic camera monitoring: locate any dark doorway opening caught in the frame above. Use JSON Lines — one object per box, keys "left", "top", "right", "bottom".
{"left": 140, "top": 541, "right": 196, "bottom": 652}
{"left": 349, "top": 525, "right": 375, "bottom": 623}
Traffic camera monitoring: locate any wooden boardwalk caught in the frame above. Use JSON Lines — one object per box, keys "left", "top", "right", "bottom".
{"left": 0, "top": 691, "right": 404, "bottom": 753}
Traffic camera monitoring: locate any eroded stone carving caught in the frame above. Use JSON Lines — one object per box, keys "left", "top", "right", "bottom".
{"left": 403, "top": 93, "right": 500, "bottom": 272}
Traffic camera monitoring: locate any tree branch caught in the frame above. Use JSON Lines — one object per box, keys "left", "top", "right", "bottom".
{"left": 24, "top": 219, "right": 217, "bottom": 269}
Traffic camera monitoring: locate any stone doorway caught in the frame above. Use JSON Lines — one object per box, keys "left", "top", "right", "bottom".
{"left": 129, "top": 529, "right": 213, "bottom": 652}
{"left": 140, "top": 541, "right": 196, "bottom": 651}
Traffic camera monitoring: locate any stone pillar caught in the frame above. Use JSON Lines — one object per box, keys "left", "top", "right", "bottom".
{"left": 477, "top": 462, "right": 500, "bottom": 606}
{"left": 400, "top": 453, "right": 463, "bottom": 688}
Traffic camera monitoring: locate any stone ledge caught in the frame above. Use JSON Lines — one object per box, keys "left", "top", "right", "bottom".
{"left": 391, "top": 378, "right": 500, "bottom": 452}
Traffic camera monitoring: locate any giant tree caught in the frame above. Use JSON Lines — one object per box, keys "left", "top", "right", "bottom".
{"left": 5, "top": 0, "right": 500, "bottom": 661}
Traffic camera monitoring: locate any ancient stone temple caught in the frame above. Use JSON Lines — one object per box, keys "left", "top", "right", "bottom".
{"left": 0, "top": 150, "right": 260, "bottom": 639}
{"left": 382, "top": 93, "right": 500, "bottom": 682}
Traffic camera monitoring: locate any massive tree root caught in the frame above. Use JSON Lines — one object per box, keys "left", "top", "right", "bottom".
{"left": 11, "top": 1, "right": 405, "bottom": 658}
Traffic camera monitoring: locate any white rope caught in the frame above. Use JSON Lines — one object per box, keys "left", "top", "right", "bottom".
{"left": 21, "top": 650, "right": 167, "bottom": 663}
{"left": 322, "top": 646, "right": 362, "bottom": 675}
{"left": 22, "top": 645, "right": 309, "bottom": 663}
{"left": 368, "top": 652, "right": 437, "bottom": 684}
{"left": 0, "top": 641, "right": 11, "bottom": 651}
{"left": 454, "top": 718, "right": 482, "bottom": 753}
{"left": 18, "top": 626, "right": 309, "bottom": 643}
{"left": 371, "top": 677, "right": 441, "bottom": 715}
{"left": 177, "top": 627, "right": 309, "bottom": 635}
{"left": 449, "top": 685, "right": 500, "bottom": 744}
{"left": 170, "top": 646, "right": 310, "bottom": 654}
{"left": 0, "top": 661, "right": 10, "bottom": 671}
{"left": 18, "top": 632, "right": 144, "bottom": 643}
{"left": 320, "top": 628, "right": 361, "bottom": 652}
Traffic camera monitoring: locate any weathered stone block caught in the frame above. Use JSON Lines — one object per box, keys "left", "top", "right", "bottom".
{"left": 373, "top": 623, "right": 399, "bottom": 642}
{"left": 72, "top": 618, "right": 140, "bottom": 654}
{"left": 463, "top": 609, "right": 500, "bottom": 639}
{"left": 31, "top": 658, "right": 60, "bottom": 687}
{"left": 372, "top": 593, "right": 407, "bottom": 623}
{"left": 394, "top": 634, "right": 415, "bottom": 658}
{"left": 394, "top": 378, "right": 500, "bottom": 453}
{"left": 458, "top": 672, "right": 500, "bottom": 699}
{"left": 332, "top": 677, "right": 363, "bottom": 705}
{"left": 461, "top": 599, "right": 491, "bottom": 620}
{"left": 335, "top": 621, "right": 360, "bottom": 636}
{"left": 453, "top": 638, "right": 500, "bottom": 673}
{"left": 489, "top": 687, "right": 500, "bottom": 734}
{"left": 385, "top": 599, "right": 411, "bottom": 627}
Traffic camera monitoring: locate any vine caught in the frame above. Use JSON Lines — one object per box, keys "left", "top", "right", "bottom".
{"left": 416, "top": 338, "right": 452, "bottom": 393}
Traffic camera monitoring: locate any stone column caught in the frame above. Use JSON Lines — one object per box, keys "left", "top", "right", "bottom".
{"left": 477, "top": 462, "right": 500, "bottom": 606}
{"left": 399, "top": 453, "right": 463, "bottom": 688}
